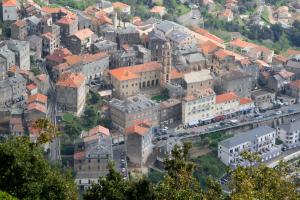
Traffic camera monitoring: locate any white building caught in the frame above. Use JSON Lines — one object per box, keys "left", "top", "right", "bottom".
{"left": 278, "top": 120, "right": 300, "bottom": 149}
{"left": 182, "top": 88, "right": 216, "bottom": 126}
{"left": 2, "top": 0, "right": 18, "bottom": 22}
{"left": 218, "top": 126, "right": 281, "bottom": 167}
{"left": 215, "top": 92, "right": 240, "bottom": 117}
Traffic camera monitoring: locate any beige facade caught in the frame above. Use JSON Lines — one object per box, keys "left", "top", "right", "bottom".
{"left": 182, "top": 88, "right": 216, "bottom": 125}
{"left": 215, "top": 92, "right": 240, "bottom": 116}
{"left": 183, "top": 70, "right": 214, "bottom": 96}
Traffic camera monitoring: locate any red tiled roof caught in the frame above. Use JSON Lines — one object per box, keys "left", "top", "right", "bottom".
{"left": 89, "top": 125, "right": 110, "bottom": 137}
{"left": 278, "top": 70, "right": 294, "bottom": 79}
{"left": 216, "top": 92, "right": 239, "bottom": 104}
{"left": 2, "top": 0, "right": 17, "bottom": 7}
{"left": 109, "top": 61, "right": 161, "bottom": 81}
{"left": 239, "top": 98, "right": 252, "bottom": 105}
{"left": 191, "top": 26, "right": 224, "bottom": 44}
{"left": 56, "top": 73, "right": 85, "bottom": 88}
{"left": 28, "top": 93, "right": 48, "bottom": 104}
{"left": 26, "top": 83, "right": 37, "bottom": 91}
{"left": 112, "top": 2, "right": 129, "bottom": 9}
{"left": 74, "top": 151, "right": 85, "bottom": 160}
{"left": 46, "top": 48, "right": 73, "bottom": 63}
{"left": 170, "top": 68, "right": 183, "bottom": 79}
{"left": 13, "top": 20, "right": 26, "bottom": 27}
{"left": 28, "top": 103, "right": 47, "bottom": 113}
{"left": 150, "top": 6, "right": 166, "bottom": 14}
{"left": 199, "top": 40, "right": 223, "bottom": 55}
{"left": 274, "top": 54, "right": 287, "bottom": 63}
{"left": 41, "top": 6, "right": 61, "bottom": 14}
{"left": 229, "top": 39, "right": 258, "bottom": 49}
{"left": 126, "top": 121, "right": 151, "bottom": 136}
{"left": 73, "top": 28, "right": 94, "bottom": 40}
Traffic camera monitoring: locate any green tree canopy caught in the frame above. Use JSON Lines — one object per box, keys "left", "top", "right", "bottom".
{"left": 0, "top": 138, "right": 77, "bottom": 200}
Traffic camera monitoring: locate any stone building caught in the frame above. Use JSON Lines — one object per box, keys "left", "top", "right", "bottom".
{"left": 29, "top": 35, "right": 42, "bottom": 61}
{"left": 67, "top": 28, "right": 96, "bottom": 54}
{"left": 6, "top": 40, "right": 30, "bottom": 71}
{"left": 0, "top": 44, "right": 15, "bottom": 72}
{"left": 216, "top": 70, "right": 252, "bottom": 98}
{"left": 2, "top": 0, "right": 18, "bottom": 22}
{"left": 126, "top": 121, "right": 153, "bottom": 167}
{"left": 183, "top": 70, "right": 213, "bottom": 96}
{"left": 159, "top": 98, "right": 182, "bottom": 126}
{"left": 117, "top": 27, "right": 140, "bottom": 47}
{"left": 56, "top": 13, "right": 78, "bottom": 44}
{"left": 74, "top": 125, "right": 112, "bottom": 190}
{"left": 109, "top": 95, "right": 159, "bottom": 133}
{"left": 91, "top": 40, "right": 117, "bottom": 54}
{"left": 42, "top": 32, "right": 60, "bottom": 56}
{"left": 11, "top": 20, "right": 27, "bottom": 40}
{"left": 56, "top": 73, "right": 86, "bottom": 116}
{"left": 278, "top": 120, "right": 300, "bottom": 149}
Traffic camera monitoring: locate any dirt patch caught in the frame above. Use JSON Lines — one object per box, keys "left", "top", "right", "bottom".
{"left": 190, "top": 147, "right": 211, "bottom": 158}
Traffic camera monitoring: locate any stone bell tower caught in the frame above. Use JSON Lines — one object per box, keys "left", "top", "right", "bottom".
{"left": 160, "top": 42, "right": 172, "bottom": 86}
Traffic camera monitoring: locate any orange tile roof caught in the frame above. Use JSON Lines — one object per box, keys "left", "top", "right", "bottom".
{"left": 150, "top": 6, "right": 166, "bottom": 14}
{"left": 274, "top": 54, "right": 287, "bottom": 63}
{"left": 286, "top": 49, "right": 300, "bottom": 57}
{"left": 26, "top": 83, "right": 37, "bottom": 91}
{"left": 2, "top": 0, "right": 17, "bottom": 7}
{"left": 184, "top": 88, "right": 215, "bottom": 102}
{"left": 88, "top": 125, "right": 110, "bottom": 137}
{"left": 230, "top": 38, "right": 258, "bottom": 49}
{"left": 290, "top": 80, "right": 300, "bottom": 88}
{"left": 214, "top": 49, "right": 234, "bottom": 59}
{"left": 109, "top": 61, "right": 161, "bottom": 81}
{"left": 199, "top": 40, "right": 223, "bottom": 55}
{"left": 220, "top": 9, "right": 233, "bottom": 18}
{"left": 95, "top": 11, "right": 113, "bottom": 25}
{"left": 41, "top": 6, "right": 61, "bottom": 14}
{"left": 239, "top": 97, "right": 253, "bottom": 105}
{"left": 9, "top": 65, "right": 18, "bottom": 73}
{"left": 13, "top": 20, "right": 26, "bottom": 27}
{"left": 28, "top": 93, "right": 48, "bottom": 104}
{"left": 170, "top": 68, "right": 183, "bottom": 79}
{"left": 56, "top": 14, "right": 77, "bottom": 25}
{"left": 73, "top": 28, "right": 94, "bottom": 41}
{"left": 216, "top": 92, "right": 239, "bottom": 104}
{"left": 64, "top": 55, "right": 82, "bottom": 65}
{"left": 56, "top": 73, "right": 85, "bottom": 88}
{"left": 191, "top": 26, "right": 224, "bottom": 44}
{"left": 28, "top": 102, "right": 47, "bottom": 113}
{"left": 42, "top": 32, "right": 55, "bottom": 40}
{"left": 82, "top": 52, "right": 108, "bottom": 63}
{"left": 278, "top": 70, "right": 294, "bottom": 79}
{"left": 37, "top": 74, "right": 47, "bottom": 81}
{"left": 46, "top": 48, "right": 73, "bottom": 63}
{"left": 112, "top": 2, "right": 129, "bottom": 9}
{"left": 126, "top": 121, "right": 152, "bottom": 136}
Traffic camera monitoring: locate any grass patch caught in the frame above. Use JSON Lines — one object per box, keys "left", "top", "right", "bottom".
{"left": 148, "top": 169, "right": 166, "bottom": 184}
{"left": 62, "top": 113, "right": 75, "bottom": 123}
{"left": 176, "top": 4, "right": 191, "bottom": 16}
{"left": 151, "top": 95, "right": 169, "bottom": 103}
{"left": 261, "top": 7, "right": 270, "bottom": 24}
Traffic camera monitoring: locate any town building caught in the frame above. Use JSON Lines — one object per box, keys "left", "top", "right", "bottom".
{"left": 278, "top": 120, "right": 300, "bottom": 149}
{"left": 183, "top": 70, "right": 213, "bottom": 96}
{"left": 215, "top": 92, "right": 240, "bottom": 117}
{"left": 91, "top": 40, "right": 118, "bottom": 54}
{"left": 112, "top": 2, "right": 131, "bottom": 15}
{"left": 74, "top": 125, "right": 112, "bottom": 190}
{"left": 6, "top": 40, "right": 30, "bottom": 71}
{"left": 42, "top": 32, "right": 60, "bottom": 56}
{"left": 109, "top": 95, "right": 159, "bottom": 133}
{"left": 56, "top": 12, "right": 78, "bottom": 43}
{"left": 53, "top": 52, "right": 109, "bottom": 81}
{"left": 216, "top": 70, "right": 252, "bottom": 98}
{"left": 0, "top": 74, "right": 27, "bottom": 109}
{"left": 29, "top": 35, "right": 42, "bottom": 61}
{"left": 45, "top": 48, "right": 72, "bottom": 67}
{"left": 10, "top": 20, "right": 27, "bottom": 40}
{"left": 182, "top": 88, "right": 216, "bottom": 126}
{"left": 2, "top": 0, "right": 18, "bottom": 22}
{"left": 286, "top": 80, "right": 300, "bottom": 102}
{"left": 26, "top": 15, "right": 41, "bottom": 35}
{"left": 251, "top": 89, "right": 276, "bottom": 110}
{"left": 67, "top": 28, "right": 96, "bottom": 54}
{"left": 126, "top": 121, "right": 153, "bottom": 167}
{"left": 9, "top": 117, "right": 25, "bottom": 137}
{"left": 159, "top": 98, "right": 182, "bottom": 126}
{"left": 0, "top": 43, "right": 16, "bottom": 72}
{"left": 56, "top": 73, "right": 86, "bottom": 116}
{"left": 117, "top": 27, "right": 140, "bottom": 47}
{"left": 218, "top": 126, "right": 280, "bottom": 167}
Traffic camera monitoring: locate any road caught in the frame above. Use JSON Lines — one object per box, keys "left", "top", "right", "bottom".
{"left": 153, "top": 103, "right": 300, "bottom": 144}
{"left": 113, "top": 144, "right": 128, "bottom": 179}
{"left": 37, "top": 60, "right": 61, "bottom": 162}
{"left": 177, "top": 7, "right": 202, "bottom": 26}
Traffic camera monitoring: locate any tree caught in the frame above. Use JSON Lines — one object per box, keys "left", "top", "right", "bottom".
{"left": 229, "top": 153, "right": 299, "bottom": 200}
{"left": 32, "top": 118, "right": 62, "bottom": 144}
{"left": 155, "top": 143, "right": 203, "bottom": 200}
{"left": 64, "top": 122, "right": 82, "bottom": 139}
{"left": 84, "top": 162, "right": 155, "bottom": 200}
{"left": 82, "top": 106, "right": 99, "bottom": 129}
{"left": 88, "top": 90, "right": 100, "bottom": 105}
{"left": 0, "top": 191, "right": 17, "bottom": 200}
{"left": 0, "top": 138, "right": 77, "bottom": 199}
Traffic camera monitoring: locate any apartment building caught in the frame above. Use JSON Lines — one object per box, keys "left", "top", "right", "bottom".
{"left": 42, "top": 32, "right": 60, "bottom": 56}
{"left": 215, "top": 92, "right": 240, "bottom": 117}
{"left": 56, "top": 73, "right": 86, "bottom": 116}
{"left": 126, "top": 121, "right": 153, "bottom": 167}
{"left": 159, "top": 98, "right": 182, "bottom": 126}
{"left": 218, "top": 126, "right": 280, "bottom": 167}
{"left": 182, "top": 88, "right": 216, "bottom": 126}
{"left": 6, "top": 40, "right": 30, "bottom": 71}
{"left": 74, "top": 125, "right": 112, "bottom": 190}
{"left": 183, "top": 70, "right": 213, "bottom": 96}
{"left": 67, "top": 28, "right": 96, "bottom": 54}
{"left": 11, "top": 20, "right": 27, "bottom": 40}
{"left": 109, "top": 95, "right": 159, "bottom": 133}
{"left": 2, "top": 0, "right": 18, "bottom": 22}
{"left": 278, "top": 120, "right": 300, "bottom": 149}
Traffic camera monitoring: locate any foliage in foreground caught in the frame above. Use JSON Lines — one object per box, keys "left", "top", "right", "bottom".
{"left": 84, "top": 145, "right": 299, "bottom": 200}
{"left": 0, "top": 137, "right": 77, "bottom": 199}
